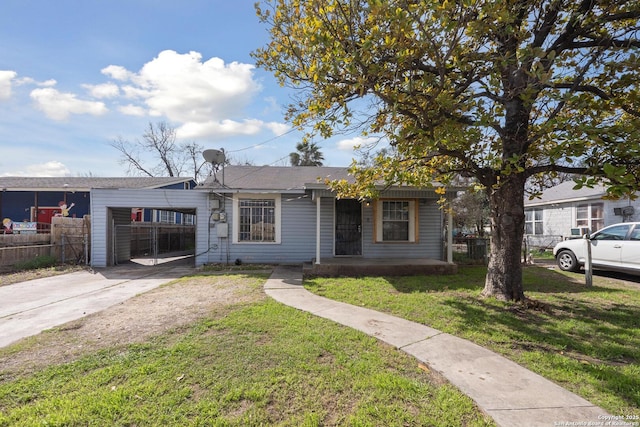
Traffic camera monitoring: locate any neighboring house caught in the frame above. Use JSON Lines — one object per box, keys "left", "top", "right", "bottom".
{"left": 524, "top": 181, "right": 639, "bottom": 249}
{"left": 0, "top": 177, "right": 197, "bottom": 232}
{"left": 90, "top": 165, "right": 460, "bottom": 273}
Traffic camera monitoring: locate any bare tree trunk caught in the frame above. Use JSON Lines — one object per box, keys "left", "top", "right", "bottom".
{"left": 482, "top": 175, "right": 526, "bottom": 301}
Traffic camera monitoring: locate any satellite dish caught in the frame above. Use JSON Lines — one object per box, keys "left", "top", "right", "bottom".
{"left": 203, "top": 149, "right": 226, "bottom": 165}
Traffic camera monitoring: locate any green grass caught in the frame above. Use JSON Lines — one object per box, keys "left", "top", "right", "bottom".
{"left": 305, "top": 266, "right": 640, "bottom": 417}
{"left": 11, "top": 255, "right": 58, "bottom": 272}
{"left": 530, "top": 248, "right": 555, "bottom": 259}
{"left": 0, "top": 273, "right": 493, "bottom": 427}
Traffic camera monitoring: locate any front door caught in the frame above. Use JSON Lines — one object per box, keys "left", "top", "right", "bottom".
{"left": 335, "top": 199, "right": 362, "bottom": 256}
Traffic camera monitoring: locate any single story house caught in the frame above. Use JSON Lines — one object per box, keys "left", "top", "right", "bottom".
{"left": 0, "top": 177, "right": 196, "bottom": 233}
{"left": 90, "top": 166, "right": 459, "bottom": 275}
{"left": 524, "top": 180, "right": 639, "bottom": 248}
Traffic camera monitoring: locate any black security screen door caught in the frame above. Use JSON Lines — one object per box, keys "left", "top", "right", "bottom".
{"left": 335, "top": 199, "right": 362, "bottom": 256}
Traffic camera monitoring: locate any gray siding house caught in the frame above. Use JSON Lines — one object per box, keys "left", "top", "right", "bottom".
{"left": 198, "top": 166, "right": 456, "bottom": 274}
{"left": 524, "top": 181, "right": 639, "bottom": 249}
{"left": 90, "top": 166, "right": 457, "bottom": 274}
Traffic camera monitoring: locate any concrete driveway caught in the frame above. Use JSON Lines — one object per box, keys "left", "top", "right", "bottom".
{"left": 0, "top": 257, "right": 194, "bottom": 348}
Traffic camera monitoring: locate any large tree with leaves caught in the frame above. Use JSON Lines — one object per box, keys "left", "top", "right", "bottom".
{"left": 255, "top": 0, "right": 640, "bottom": 301}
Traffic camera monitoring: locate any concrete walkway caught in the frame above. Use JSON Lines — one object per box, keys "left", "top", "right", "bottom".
{"left": 265, "top": 265, "right": 611, "bottom": 427}
{"left": 0, "top": 260, "right": 193, "bottom": 348}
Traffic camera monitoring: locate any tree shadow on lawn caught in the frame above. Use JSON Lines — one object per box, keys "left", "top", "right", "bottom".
{"left": 589, "top": 269, "right": 640, "bottom": 285}
{"left": 447, "top": 295, "right": 638, "bottom": 359}
{"left": 521, "top": 266, "right": 633, "bottom": 294}
{"left": 442, "top": 295, "right": 640, "bottom": 410}
{"left": 380, "top": 264, "right": 638, "bottom": 410}
{"left": 381, "top": 265, "right": 626, "bottom": 295}
{"left": 308, "top": 268, "right": 640, "bottom": 410}
{"left": 381, "top": 267, "right": 489, "bottom": 293}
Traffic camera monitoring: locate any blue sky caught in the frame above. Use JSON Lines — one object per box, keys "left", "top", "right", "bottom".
{"left": 0, "top": 1, "right": 370, "bottom": 177}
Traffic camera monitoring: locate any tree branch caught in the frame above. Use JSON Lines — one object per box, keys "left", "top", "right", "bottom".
{"left": 565, "top": 38, "right": 640, "bottom": 49}
{"left": 110, "top": 137, "right": 154, "bottom": 177}
{"left": 525, "top": 164, "right": 590, "bottom": 179}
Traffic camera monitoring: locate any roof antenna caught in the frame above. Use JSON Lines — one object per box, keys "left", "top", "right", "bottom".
{"left": 202, "top": 149, "right": 226, "bottom": 185}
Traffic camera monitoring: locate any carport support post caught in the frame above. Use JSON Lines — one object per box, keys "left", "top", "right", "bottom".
{"left": 584, "top": 234, "right": 592, "bottom": 287}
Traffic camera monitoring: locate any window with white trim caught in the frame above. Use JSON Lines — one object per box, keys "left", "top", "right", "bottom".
{"left": 157, "top": 210, "right": 176, "bottom": 224}
{"left": 182, "top": 213, "right": 195, "bottom": 225}
{"left": 375, "top": 200, "right": 416, "bottom": 242}
{"left": 524, "top": 208, "right": 543, "bottom": 235}
{"left": 576, "top": 202, "right": 604, "bottom": 232}
{"left": 233, "top": 194, "right": 281, "bottom": 244}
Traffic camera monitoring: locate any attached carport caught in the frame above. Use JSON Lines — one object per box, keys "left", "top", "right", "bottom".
{"left": 91, "top": 188, "right": 209, "bottom": 267}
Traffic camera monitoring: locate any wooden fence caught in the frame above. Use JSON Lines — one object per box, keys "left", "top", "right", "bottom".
{"left": 0, "top": 216, "right": 90, "bottom": 269}
{"left": 51, "top": 216, "right": 91, "bottom": 263}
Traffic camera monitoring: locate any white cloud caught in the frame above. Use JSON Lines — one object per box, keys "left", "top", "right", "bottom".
{"left": 30, "top": 87, "right": 108, "bottom": 120}
{"left": 176, "top": 119, "right": 290, "bottom": 140}
{"left": 11, "top": 77, "right": 56, "bottom": 87}
{"left": 0, "top": 70, "right": 17, "bottom": 100}
{"left": 337, "top": 136, "right": 378, "bottom": 151}
{"left": 100, "top": 50, "right": 287, "bottom": 139}
{"left": 135, "top": 50, "right": 260, "bottom": 122}
{"left": 3, "top": 50, "right": 280, "bottom": 137}
{"left": 265, "top": 122, "right": 291, "bottom": 135}
{"left": 28, "top": 161, "right": 72, "bottom": 177}
{"left": 2, "top": 161, "right": 71, "bottom": 177}
{"left": 177, "top": 118, "right": 266, "bottom": 139}
{"left": 101, "top": 65, "right": 133, "bottom": 81}
{"left": 83, "top": 82, "right": 119, "bottom": 98}
{"left": 120, "top": 85, "right": 151, "bottom": 99}
{"left": 118, "top": 104, "right": 146, "bottom": 116}
{"left": 1, "top": 74, "right": 59, "bottom": 102}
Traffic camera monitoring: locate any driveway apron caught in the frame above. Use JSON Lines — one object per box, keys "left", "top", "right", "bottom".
{"left": 0, "top": 262, "right": 192, "bottom": 348}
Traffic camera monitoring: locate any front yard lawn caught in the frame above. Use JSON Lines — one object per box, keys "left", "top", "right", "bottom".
{"left": 305, "top": 266, "right": 640, "bottom": 418}
{"left": 0, "top": 272, "right": 493, "bottom": 426}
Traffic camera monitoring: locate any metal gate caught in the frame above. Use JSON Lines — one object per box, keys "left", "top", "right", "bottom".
{"left": 113, "top": 223, "right": 195, "bottom": 265}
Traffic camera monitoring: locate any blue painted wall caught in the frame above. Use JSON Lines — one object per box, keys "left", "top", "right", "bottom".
{"left": 1, "top": 191, "right": 90, "bottom": 222}
{"left": 1, "top": 180, "right": 195, "bottom": 225}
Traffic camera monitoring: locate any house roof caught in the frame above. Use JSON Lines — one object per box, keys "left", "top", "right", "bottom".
{"left": 198, "top": 165, "right": 463, "bottom": 196}
{"left": 0, "top": 176, "right": 195, "bottom": 192}
{"left": 199, "top": 166, "right": 352, "bottom": 191}
{"left": 525, "top": 180, "right": 607, "bottom": 207}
